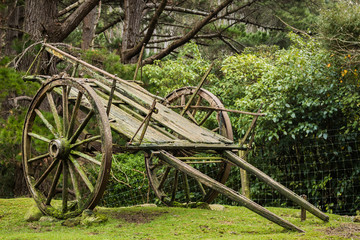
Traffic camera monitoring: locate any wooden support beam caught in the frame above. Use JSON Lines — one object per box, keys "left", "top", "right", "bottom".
{"left": 180, "top": 63, "right": 213, "bottom": 116}
{"left": 169, "top": 105, "right": 266, "bottom": 116}
{"left": 223, "top": 150, "right": 329, "bottom": 222}
{"left": 156, "top": 150, "right": 304, "bottom": 232}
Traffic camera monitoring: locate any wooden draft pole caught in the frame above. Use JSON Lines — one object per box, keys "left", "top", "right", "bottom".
{"left": 223, "top": 150, "right": 329, "bottom": 222}
{"left": 180, "top": 62, "right": 214, "bottom": 116}
{"left": 156, "top": 150, "right": 305, "bottom": 232}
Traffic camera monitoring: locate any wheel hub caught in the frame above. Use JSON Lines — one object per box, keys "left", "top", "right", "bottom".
{"left": 49, "top": 139, "right": 70, "bottom": 159}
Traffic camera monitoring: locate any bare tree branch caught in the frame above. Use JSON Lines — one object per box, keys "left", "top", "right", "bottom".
{"left": 95, "top": 15, "right": 124, "bottom": 35}
{"left": 220, "top": 36, "right": 241, "bottom": 54}
{"left": 158, "top": 21, "right": 190, "bottom": 29}
{"left": 143, "top": 0, "right": 239, "bottom": 65}
{"left": 58, "top": 0, "right": 85, "bottom": 17}
{"left": 147, "top": 1, "right": 259, "bottom": 23}
{"left": 122, "top": 0, "right": 167, "bottom": 62}
{"left": 12, "top": 96, "right": 33, "bottom": 108}
{"left": 0, "top": 26, "right": 28, "bottom": 35}
{"left": 8, "top": 41, "right": 43, "bottom": 69}
{"left": 146, "top": 3, "right": 209, "bottom": 16}
{"left": 149, "top": 33, "right": 220, "bottom": 44}
{"left": 50, "top": 0, "right": 100, "bottom": 42}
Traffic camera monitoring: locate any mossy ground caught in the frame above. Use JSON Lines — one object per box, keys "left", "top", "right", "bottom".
{"left": 0, "top": 198, "right": 358, "bottom": 239}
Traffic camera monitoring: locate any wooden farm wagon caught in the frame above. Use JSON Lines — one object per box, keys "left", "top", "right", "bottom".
{"left": 21, "top": 43, "right": 329, "bottom": 232}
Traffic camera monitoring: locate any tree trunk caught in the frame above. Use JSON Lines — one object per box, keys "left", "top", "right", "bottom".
{"left": 0, "top": 1, "right": 23, "bottom": 56}
{"left": 121, "top": 0, "right": 145, "bottom": 63}
{"left": 81, "top": 6, "right": 97, "bottom": 49}
{"left": 0, "top": 5, "right": 6, "bottom": 55}
{"left": 5, "top": 5, "right": 24, "bottom": 55}
{"left": 24, "top": 0, "right": 58, "bottom": 41}
{"left": 24, "top": 0, "right": 100, "bottom": 42}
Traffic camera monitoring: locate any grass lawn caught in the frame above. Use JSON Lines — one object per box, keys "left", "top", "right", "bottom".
{"left": 0, "top": 198, "right": 359, "bottom": 239}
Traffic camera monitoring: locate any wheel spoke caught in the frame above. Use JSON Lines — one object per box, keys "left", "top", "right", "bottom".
{"left": 34, "top": 159, "right": 59, "bottom": 188}
{"left": 67, "top": 92, "right": 83, "bottom": 138}
{"left": 68, "top": 161, "right": 82, "bottom": 208}
{"left": 71, "top": 135, "right": 101, "bottom": 149}
{"left": 69, "top": 110, "right": 94, "bottom": 144}
{"left": 69, "top": 155, "right": 94, "bottom": 192}
{"left": 158, "top": 166, "right": 171, "bottom": 190}
{"left": 171, "top": 170, "right": 179, "bottom": 202}
{"left": 185, "top": 160, "right": 222, "bottom": 164}
{"left": 198, "top": 110, "right": 214, "bottom": 126}
{"left": 63, "top": 86, "right": 69, "bottom": 134}
{"left": 70, "top": 150, "right": 101, "bottom": 166}
{"left": 191, "top": 96, "right": 202, "bottom": 116}
{"left": 28, "top": 132, "right": 51, "bottom": 143}
{"left": 180, "top": 95, "right": 186, "bottom": 106}
{"left": 46, "top": 162, "right": 63, "bottom": 205}
{"left": 34, "top": 109, "right": 58, "bottom": 137}
{"left": 47, "top": 92, "right": 62, "bottom": 135}
{"left": 28, "top": 153, "right": 50, "bottom": 163}
{"left": 182, "top": 173, "right": 190, "bottom": 203}
{"left": 211, "top": 127, "right": 219, "bottom": 132}
{"left": 185, "top": 111, "right": 199, "bottom": 125}
{"left": 62, "top": 160, "right": 69, "bottom": 213}
{"left": 196, "top": 179, "right": 207, "bottom": 196}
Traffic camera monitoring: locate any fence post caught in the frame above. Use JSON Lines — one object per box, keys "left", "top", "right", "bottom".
{"left": 301, "top": 194, "right": 307, "bottom": 221}
{"left": 239, "top": 149, "right": 250, "bottom": 198}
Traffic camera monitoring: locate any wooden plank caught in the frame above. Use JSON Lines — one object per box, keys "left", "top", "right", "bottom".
{"left": 108, "top": 102, "right": 175, "bottom": 143}
{"left": 27, "top": 75, "right": 234, "bottom": 146}
{"left": 224, "top": 150, "right": 330, "bottom": 222}
{"left": 122, "top": 142, "right": 244, "bottom": 151}
{"left": 95, "top": 80, "right": 233, "bottom": 144}
{"left": 120, "top": 82, "right": 233, "bottom": 144}
{"left": 157, "top": 150, "right": 304, "bottom": 232}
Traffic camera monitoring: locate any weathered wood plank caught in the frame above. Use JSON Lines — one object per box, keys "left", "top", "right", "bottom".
{"left": 26, "top": 75, "right": 234, "bottom": 146}
{"left": 123, "top": 142, "right": 244, "bottom": 150}
{"left": 224, "top": 150, "right": 329, "bottom": 222}
{"left": 157, "top": 150, "right": 304, "bottom": 232}
{"left": 95, "top": 80, "right": 233, "bottom": 144}
{"left": 120, "top": 82, "right": 234, "bottom": 144}
{"left": 109, "top": 104, "right": 175, "bottom": 143}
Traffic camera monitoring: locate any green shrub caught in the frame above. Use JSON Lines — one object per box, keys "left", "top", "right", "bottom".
{"left": 143, "top": 42, "right": 217, "bottom": 96}
{"left": 100, "top": 152, "right": 153, "bottom": 207}
{"left": 81, "top": 48, "right": 136, "bottom": 80}
{"left": 218, "top": 33, "right": 359, "bottom": 214}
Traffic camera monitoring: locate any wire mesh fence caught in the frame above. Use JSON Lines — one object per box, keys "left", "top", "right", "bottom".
{"left": 101, "top": 131, "right": 360, "bottom": 216}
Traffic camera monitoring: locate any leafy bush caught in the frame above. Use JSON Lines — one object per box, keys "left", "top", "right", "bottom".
{"left": 100, "top": 153, "right": 154, "bottom": 207}
{"left": 0, "top": 67, "right": 39, "bottom": 196}
{"left": 143, "top": 42, "right": 216, "bottom": 96}
{"left": 218, "top": 33, "right": 359, "bottom": 214}
{"left": 141, "top": 36, "right": 359, "bottom": 214}
{"left": 317, "top": 0, "right": 360, "bottom": 59}
{"left": 0, "top": 67, "right": 39, "bottom": 162}
{"left": 81, "top": 48, "right": 136, "bottom": 80}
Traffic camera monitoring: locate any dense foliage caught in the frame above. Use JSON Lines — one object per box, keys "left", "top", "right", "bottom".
{"left": 142, "top": 33, "right": 360, "bottom": 214}
{"left": 0, "top": 0, "right": 358, "bottom": 215}
{"left": 0, "top": 66, "right": 39, "bottom": 196}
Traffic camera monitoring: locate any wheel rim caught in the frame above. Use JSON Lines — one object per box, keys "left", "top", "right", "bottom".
{"left": 146, "top": 87, "right": 233, "bottom": 204}
{"left": 22, "top": 77, "right": 112, "bottom": 219}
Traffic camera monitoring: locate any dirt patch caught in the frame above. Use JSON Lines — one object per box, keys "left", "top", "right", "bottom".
{"left": 321, "top": 223, "right": 360, "bottom": 239}
{"left": 110, "top": 210, "right": 168, "bottom": 224}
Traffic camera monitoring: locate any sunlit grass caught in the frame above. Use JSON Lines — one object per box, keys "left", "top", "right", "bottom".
{"left": 0, "top": 198, "right": 358, "bottom": 240}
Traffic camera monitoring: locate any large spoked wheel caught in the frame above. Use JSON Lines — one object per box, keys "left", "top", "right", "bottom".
{"left": 22, "top": 77, "right": 112, "bottom": 219}
{"left": 145, "top": 87, "right": 233, "bottom": 204}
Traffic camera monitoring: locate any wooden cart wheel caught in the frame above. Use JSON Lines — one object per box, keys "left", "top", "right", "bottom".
{"left": 145, "top": 87, "right": 233, "bottom": 204}
{"left": 22, "top": 77, "right": 112, "bottom": 219}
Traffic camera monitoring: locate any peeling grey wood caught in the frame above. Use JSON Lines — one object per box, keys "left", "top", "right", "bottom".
{"left": 156, "top": 150, "right": 305, "bottom": 233}
{"left": 224, "top": 150, "right": 329, "bottom": 222}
